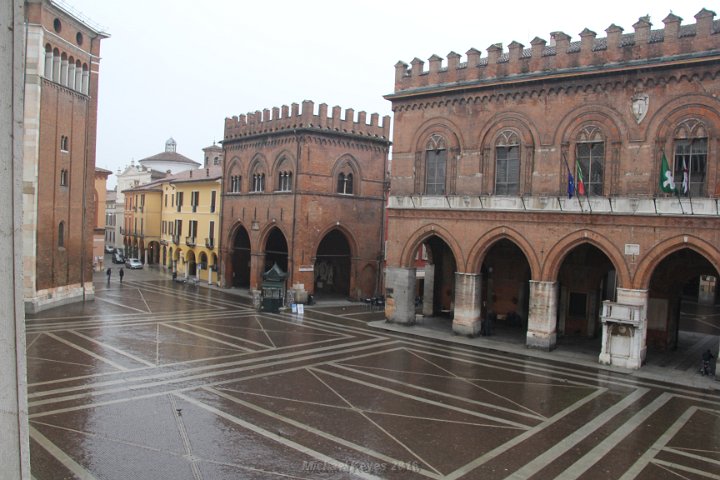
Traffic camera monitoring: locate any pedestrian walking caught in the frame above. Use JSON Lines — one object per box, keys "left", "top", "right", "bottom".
{"left": 106, "top": 267, "right": 111, "bottom": 285}
{"left": 701, "top": 349, "right": 715, "bottom": 376}
{"left": 119, "top": 267, "right": 124, "bottom": 284}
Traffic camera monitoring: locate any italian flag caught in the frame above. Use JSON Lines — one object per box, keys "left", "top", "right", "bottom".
{"left": 575, "top": 160, "right": 586, "bottom": 196}
{"left": 659, "top": 152, "right": 676, "bottom": 193}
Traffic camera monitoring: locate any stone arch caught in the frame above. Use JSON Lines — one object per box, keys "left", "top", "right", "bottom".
{"left": 313, "top": 223, "right": 359, "bottom": 260}
{"left": 331, "top": 154, "right": 362, "bottom": 195}
{"left": 648, "top": 96, "right": 720, "bottom": 196}
{"left": 555, "top": 105, "right": 626, "bottom": 146}
{"left": 542, "top": 229, "right": 630, "bottom": 287}
{"left": 410, "top": 118, "right": 464, "bottom": 195}
{"left": 477, "top": 112, "right": 538, "bottom": 196}
{"left": 466, "top": 227, "right": 541, "bottom": 279}
{"left": 271, "top": 150, "right": 295, "bottom": 192}
{"left": 634, "top": 235, "right": 720, "bottom": 290}
{"left": 248, "top": 153, "right": 268, "bottom": 192}
{"left": 399, "top": 224, "right": 464, "bottom": 270}
{"left": 226, "top": 156, "right": 243, "bottom": 192}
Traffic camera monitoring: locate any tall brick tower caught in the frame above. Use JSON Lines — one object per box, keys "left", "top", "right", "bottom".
{"left": 23, "top": 0, "right": 108, "bottom": 313}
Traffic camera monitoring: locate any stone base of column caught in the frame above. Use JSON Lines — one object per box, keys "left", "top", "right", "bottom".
{"left": 452, "top": 272, "right": 482, "bottom": 337}
{"left": 526, "top": 280, "right": 558, "bottom": 351}
{"left": 385, "top": 267, "right": 417, "bottom": 325}
{"left": 526, "top": 331, "right": 557, "bottom": 351}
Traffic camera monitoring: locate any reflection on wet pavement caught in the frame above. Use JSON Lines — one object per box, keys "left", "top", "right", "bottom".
{"left": 26, "top": 274, "right": 720, "bottom": 479}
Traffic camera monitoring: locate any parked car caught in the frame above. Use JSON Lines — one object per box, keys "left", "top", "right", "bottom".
{"left": 125, "top": 258, "right": 143, "bottom": 269}
{"left": 104, "top": 245, "right": 115, "bottom": 254}
{"left": 112, "top": 251, "right": 125, "bottom": 264}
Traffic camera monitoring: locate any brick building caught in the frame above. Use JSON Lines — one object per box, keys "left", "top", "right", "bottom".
{"left": 384, "top": 9, "right": 720, "bottom": 369}
{"left": 220, "top": 101, "right": 390, "bottom": 303}
{"left": 22, "top": 0, "right": 108, "bottom": 313}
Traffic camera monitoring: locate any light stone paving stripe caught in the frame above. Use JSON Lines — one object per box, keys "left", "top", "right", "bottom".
{"left": 405, "top": 347, "right": 594, "bottom": 389}
{"left": 137, "top": 288, "right": 152, "bottom": 313}
{"left": 169, "top": 394, "right": 203, "bottom": 480}
{"left": 27, "top": 335, "right": 386, "bottom": 392}
{"left": 29, "top": 426, "right": 99, "bottom": 480}
{"left": 93, "top": 295, "right": 150, "bottom": 313}
{"left": 213, "top": 388, "right": 519, "bottom": 429}
{"left": 618, "top": 406, "right": 698, "bottom": 480}
{"left": 28, "top": 350, "right": 404, "bottom": 420}
{"left": 653, "top": 459, "right": 720, "bottom": 479}
{"left": 312, "top": 366, "right": 532, "bottom": 429}
{"left": 663, "top": 447, "right": 720, "bottom": 469}
{"left": 554, "top": 392, "right": 672, "bottom": 480}
{"left": 70, "top": 330, "right": 156, "bottom": 368}
{"left": 201, "top": 387, "right": 440, "bottom": 479}
{"left": 506, "top": 388, "right": 650, "bottom": 480}
{"left": 180, "top": 323, "right": 275, "bottom": 350}
{"left": 176, "top": 391, "right": 388, "bottom": 480}
{"left": 162, "top": 323, "right": 257, "bottom": 352}
{"left": 28, "top": 340, "right": 400, "bottom": 408}
{"left": 407, "top": 349, "right": 546, "bottom": 420}
{"left": 442, "top": 388, "right": 607, "bottom": 480}
{"left": 330, "top": 362, "right": 544, "bottom": 422}
{"left": 308, "top": 368, "right": 442, "bottom": 476}
{"left": 45, "top": 332, "right": 129, "bottom": 371}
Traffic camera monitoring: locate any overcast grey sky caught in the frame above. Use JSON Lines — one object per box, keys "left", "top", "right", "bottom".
{"left": 58, "top": 0, "right": 713, "bottom": 187}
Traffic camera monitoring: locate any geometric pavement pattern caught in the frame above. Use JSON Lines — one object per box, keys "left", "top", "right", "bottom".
{"left": 26, "top": 277, "right": 720, "bottom": 479}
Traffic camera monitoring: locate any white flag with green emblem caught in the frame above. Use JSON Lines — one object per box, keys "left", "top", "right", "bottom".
{"left": 659, "top": 152, "right": 676, "bottom": 193}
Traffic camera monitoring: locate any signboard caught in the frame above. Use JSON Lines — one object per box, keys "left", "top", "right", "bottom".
{"left": 298, "top": 265, "right": 314, "bottom": 272}
{"left": 624, "top": 244, "right": 640, "bottom": 256}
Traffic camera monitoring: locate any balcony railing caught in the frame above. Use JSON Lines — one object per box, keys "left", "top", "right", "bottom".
{"left": 186, "top": 236, "right": 196, "bottom": 246}
{"left": 205, "top": 237, "right": 214, "bottom": 249}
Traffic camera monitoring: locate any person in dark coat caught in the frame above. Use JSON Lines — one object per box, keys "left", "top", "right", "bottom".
{"left": 119, "top": 267, "right": 124, "bottom": 283}
{"left": 106, "top": 267, "right": 111, "bottom": 284}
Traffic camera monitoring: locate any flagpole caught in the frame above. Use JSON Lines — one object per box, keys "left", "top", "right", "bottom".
{"left": 562, "top": 151, "right": 583, "bottom": 213}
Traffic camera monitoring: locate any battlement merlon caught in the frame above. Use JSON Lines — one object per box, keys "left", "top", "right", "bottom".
{"left": 390, "top": 9, "right": 719, "bottom": 95}
{"left": 223, "top": 100, "right": 391, "bottom": 141}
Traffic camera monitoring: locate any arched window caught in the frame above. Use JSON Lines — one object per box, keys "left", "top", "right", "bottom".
{"left": 495, "top": 130, "right": 520, "bottom": 195}
{"left": 425, "top": 134, "right": 447, "bottom": 195}
{"left": 60, "top": 169, "right": 68, "bottom": 186}
{"left": 44, "top": 44, "right": 53, "bottom": 79}
{"left": 229, "top": 174, "right": 241, "bottom": 193}
{"left": 252, "top": 173, "right": 265, "bottom": 192}
{"left": 337, "top": 172, "right": 353, "bottom": 194}
{"left": 277, "top": 171, "right": 292, "bottom": 191}
{"left": 673, "top": 119, "right": 708, "bottom": 196}
{"left": 58, "top": 221, "right": 65, "bottom": 248}
{"left": 575, "top": 126, "right": 605, "bottom": 196}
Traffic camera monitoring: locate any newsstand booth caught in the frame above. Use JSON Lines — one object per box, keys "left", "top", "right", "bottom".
{"left": 260, "top": 263, "right": 287, "bottom": 313}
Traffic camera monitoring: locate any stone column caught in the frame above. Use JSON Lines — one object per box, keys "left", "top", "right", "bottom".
{"left": 527, "top": 280, "right": 557, "bottom": 350}
{"left": 453, "top": 273, "right": 482, "bottom": 336}
{"left": 617, "top": 288, "right": 648, "bottom": 369}
{"left": 1, "top": 0, "right": 30, "bottom": 475}
{"left": 422, "top": 264, "right": 434, "bottom": 317}
{"left": 385, "top": 267, "right": 416, "bottom": 325}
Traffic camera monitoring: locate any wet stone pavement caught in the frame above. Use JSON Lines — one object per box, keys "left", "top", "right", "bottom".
{"left": 26, "top": 269, "right": 720, "bottom": 479}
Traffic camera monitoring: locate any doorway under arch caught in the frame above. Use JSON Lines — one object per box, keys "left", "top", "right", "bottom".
{"left": 647, "top": 248, "right": 719, "bottom": 355}
{"left": 314, "top": 229, "right": 351, "bottom": 297}
{"left": 416, "top": 235, "right": 457, "bottom": 320}
{"left": 481, "top": 239, "right": 531, "bottom": 339}
{"left": 556, "top": 243, "right": 616, "bottom": 348}
{"left": 264, "top": 227, "right": 288, "bottom": 273}
{"left": 231, "top": 226, "right": 251, "bottom": 288}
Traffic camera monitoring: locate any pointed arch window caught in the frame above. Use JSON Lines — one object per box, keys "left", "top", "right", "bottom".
{"left": 252, "top": 173, "right": 265, "bottom": 192}
{"left": 495, "top": 131, "right": 520, "bottom": 195}
{"left": 337, "top": 172, "right": 353, "bottom": 194}
{"left": 277, "top": 170, "right": 292, "bottom": 192}
{"left": 673, "top": 119, "right": 708, "bottom": 196}
{"left": 425, "top": 134, "right": 447, "bottom": 195}
{"left": 575, "top": 126, "right": 605, "bottom": 196}
{"left": 229, "top": 175, "right": 242, "bottom": 193}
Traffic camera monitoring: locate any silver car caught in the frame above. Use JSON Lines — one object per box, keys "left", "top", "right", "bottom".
{"left": 125, "top": 258, "right": 143, "bottom": 269}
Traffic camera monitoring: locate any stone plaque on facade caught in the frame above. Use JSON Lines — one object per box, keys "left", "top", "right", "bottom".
{"left": 624, "top": 244, "right": 640, "bottom": 256}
